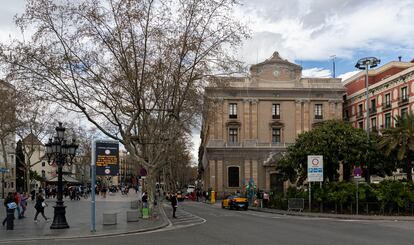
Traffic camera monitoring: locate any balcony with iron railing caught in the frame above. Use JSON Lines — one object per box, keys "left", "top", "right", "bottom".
{"left": 314, "top": 115, "right": 323, "bottom": 120}
{"left": 398, "top": 96, "right": 409, "bottom": 106}
{"left": 356, "top": 111, "right": 364, "bottom": 119}
{"left": 272, "top": 114, "right": 280, "bottom": 120}
{"left": 382, "top": 102, "right": 392, "bottom": 111}
{"left": 369, "top": 107, "right": 377, "bottom": 115}
{"left": 206, "top": 139, "right": 294, "bottom": 148}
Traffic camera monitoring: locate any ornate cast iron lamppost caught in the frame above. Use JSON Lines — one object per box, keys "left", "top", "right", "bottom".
{"left": 45, "top": 122, "right": 78, "bottom": 229}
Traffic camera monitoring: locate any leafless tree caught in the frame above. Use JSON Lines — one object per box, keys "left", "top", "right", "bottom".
{"left": 0, "top": 0, "right": 248, "bottom": 210}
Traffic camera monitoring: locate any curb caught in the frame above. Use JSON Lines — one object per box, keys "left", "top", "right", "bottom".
{"left": 248, "top": 207, "right": 414, "bottom": 221}
{"left": 0, "top": 205, "right": 170, "bottom": 243}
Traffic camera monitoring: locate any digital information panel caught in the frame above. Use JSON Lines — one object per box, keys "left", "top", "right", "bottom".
{"left": 95, "top": 140, "right": 119, "bottom": 176}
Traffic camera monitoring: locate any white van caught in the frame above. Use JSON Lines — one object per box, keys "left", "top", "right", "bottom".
{"left": 186, "top": 185, "right": 195, "bottom": 194}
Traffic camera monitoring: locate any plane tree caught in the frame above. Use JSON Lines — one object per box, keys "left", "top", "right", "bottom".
{"left": 0, "top": 0, "right": 248, "bottom": 210}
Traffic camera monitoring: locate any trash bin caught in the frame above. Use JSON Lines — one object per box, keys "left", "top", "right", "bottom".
{"left": 142, "top": 208, "right": 149, "bottom": 219}
{"left": 211, "top": 191, "right": 215, "bottom": 204}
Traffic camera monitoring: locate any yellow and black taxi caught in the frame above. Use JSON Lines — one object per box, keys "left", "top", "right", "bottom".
{"left": 221, "top": 194, "right": 249, "bottom": 210}
{"left": 177, "top": 191, "right": 186, "bottom": 202}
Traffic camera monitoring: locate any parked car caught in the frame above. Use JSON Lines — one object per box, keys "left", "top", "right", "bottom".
{"left": 177, "top": 191, "right": 186, "bottom": 202}
{"left": 221, "top": 194, "right": 249, "bottom": 210}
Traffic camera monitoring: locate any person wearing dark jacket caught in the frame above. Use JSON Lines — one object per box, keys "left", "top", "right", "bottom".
{"left": 2, "top": 192, "right": 15, "bottom": 227}
{"left": 170, "top": 193, "right": 178, "bottom": 218}
{"left": 34, "top": 193, "right": 49, "bottom": 222}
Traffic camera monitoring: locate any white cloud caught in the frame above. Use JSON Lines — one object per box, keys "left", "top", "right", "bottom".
{"left": 302, "top": 68, "right": 331, "bottom": 78}
{"left": 236, "top": 0, "right": 414, "bottom": 62}
{"left": 338, "top": 70, "right": 360, "bottom": 81}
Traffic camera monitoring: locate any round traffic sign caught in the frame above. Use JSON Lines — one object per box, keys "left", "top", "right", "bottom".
{"left": 105, "top": 169, "right": 111, "bottom": 174}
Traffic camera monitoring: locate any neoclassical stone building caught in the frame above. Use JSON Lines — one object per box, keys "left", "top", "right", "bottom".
{"left": 199, "top": 52, "right": 345, "bottom": 196}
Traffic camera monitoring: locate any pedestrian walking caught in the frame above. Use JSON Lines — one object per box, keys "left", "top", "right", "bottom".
{"left": 13, "top": 192, "right": 21, "bottom": 219}
{"left": 263, "top": 192, "right": 269, "bottom": 208}
{"left": 142, "top": 192, "right": 148, "bottom": 208}
{"left": 20, "top": 192, "right": 29, "bottom": 218}
{"left": 170, "top": 193, "right": 178, "bottom": 218}
{"left": 30, "top": 189, "right": 36, "bottom": 201}
{"left": 2, "top": 192, "right": 16, "bottom": 229}
{"left": 34, "top": 193, "right": 49, "bottom": 223}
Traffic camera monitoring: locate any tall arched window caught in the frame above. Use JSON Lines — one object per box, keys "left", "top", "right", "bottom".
{"left": 228, "top": 167, "right": 239, "bottom": 187}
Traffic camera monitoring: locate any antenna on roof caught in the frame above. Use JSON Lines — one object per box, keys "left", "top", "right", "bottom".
{"left": 330, "top": 55, "right": 336, "bottom": 78}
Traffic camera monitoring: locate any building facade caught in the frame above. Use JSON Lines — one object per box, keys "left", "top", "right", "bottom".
{"left": 23, "top": 133, "right": 57, "bottom": 189}
{"left": 343, "top": 60, "right": 414, "bottom": 131}
{"left": 343, "top": 59, "right": 414, "bottom": 182}
{"left": 199, "top": 52, "right": 345, "bottom": 196}
{"left": 0, "top": 80, "right": 17, "bottom": 197}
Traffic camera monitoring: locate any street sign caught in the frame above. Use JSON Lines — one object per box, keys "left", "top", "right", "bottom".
{"left": 353, "top": 166, "right": 362, "bottom": 179}
{"left": 307, "top": 155, "right": 323, "bottom": 182}
{"left": 94, "top": 140, "right": 119, "bottom": 176}
{"left": 0, "top": 167, "right": 10, "bottom": 173}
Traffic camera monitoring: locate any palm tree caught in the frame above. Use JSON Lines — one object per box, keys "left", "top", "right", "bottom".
{"left": 379, "top": 113, "right": 414, "bottom": 181}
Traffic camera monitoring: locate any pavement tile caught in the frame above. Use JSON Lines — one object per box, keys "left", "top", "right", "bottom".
{"left": 0, "top": 192, "right": 168, "bottom": 241}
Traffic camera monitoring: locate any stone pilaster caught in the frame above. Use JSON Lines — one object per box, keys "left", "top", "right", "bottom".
{"left": 251, "top": 99, "right": 258, "bottom": 139}
{"left": 295, "top": 99, "right": 302, "bottom": 135}
{"left": 303, "top": 100, "right": 310, "bottom": 132}
{"left": 244, "top": 160, "right": 251, "bottom": 183}
{"left": 243, "top": 99, "right": 251, "bottom": 139}
{"left": 252, "top": 160, "right": 258, "bottom": 186}
{"left": 209, "top": 160, "right": 216, "bottom": 191}
{"left": 217, "top": 160, "right": 223, "bottom": 192}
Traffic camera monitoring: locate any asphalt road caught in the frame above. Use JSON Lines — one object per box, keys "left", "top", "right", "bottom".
{"left": 3, "top": 201, "right": 414, "bottom": 245}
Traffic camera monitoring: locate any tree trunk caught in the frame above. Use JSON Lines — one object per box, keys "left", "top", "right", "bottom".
{"left": 405, "top": 160, "right": 412, "bottom": 182}
{"left": 25, "top": 166, "right": 31, "bottom": 192}
{"left": 1, "top": 138, "right": 8, "bottom": 169}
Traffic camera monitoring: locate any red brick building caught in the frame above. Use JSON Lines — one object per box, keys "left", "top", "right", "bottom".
{"left": 343, "top": 59, "right": 414, "bottom": 130}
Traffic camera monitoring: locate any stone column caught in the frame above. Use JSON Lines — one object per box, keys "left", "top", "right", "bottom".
{"left": 265, "top": 168, "right": 270, "bottom": 191}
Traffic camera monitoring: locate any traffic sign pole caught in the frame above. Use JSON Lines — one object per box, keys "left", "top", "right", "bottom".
{"left": 1, "top": 172, "right": 4, "bottom": 199}
{"left": 91, "top": 139, "right": 96, "bottom": 232}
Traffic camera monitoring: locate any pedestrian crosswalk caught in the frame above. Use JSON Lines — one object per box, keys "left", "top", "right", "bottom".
{"left": 162, "top": 203, "right": 205, "bottom": 227}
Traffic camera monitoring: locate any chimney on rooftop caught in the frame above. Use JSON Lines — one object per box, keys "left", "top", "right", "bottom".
{"left": 398, "top": 56, "right": 402, "bottom": 62}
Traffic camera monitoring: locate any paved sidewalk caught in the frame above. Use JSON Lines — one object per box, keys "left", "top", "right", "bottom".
{"left": 249, "top": 206, "right": 414, "bottom": 221}
{"left": 208, "top": 200, "right": 414, "bottom": 221}
{"left": 0, "top": 192, "right": 168, "bottom": 242}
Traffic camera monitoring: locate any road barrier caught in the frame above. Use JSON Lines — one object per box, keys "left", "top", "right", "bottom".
{"left": 288, "top": 198, "right": 304, "bottom": 212}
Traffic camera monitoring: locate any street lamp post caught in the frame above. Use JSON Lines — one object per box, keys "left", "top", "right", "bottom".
{"left": 354, "top": 57, "right": 380, "bottom": 215}
{"left": 45, "top": 122, "right": 78, "bottom": 229}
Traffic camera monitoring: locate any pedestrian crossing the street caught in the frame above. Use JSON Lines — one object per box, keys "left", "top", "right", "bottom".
{"left": 162, "top": 203, "right": 206, "bottom": 227}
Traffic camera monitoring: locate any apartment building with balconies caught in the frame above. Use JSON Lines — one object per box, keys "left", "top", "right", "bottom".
{"left": 343, "top": 59, "right": 414, "bottom": 131}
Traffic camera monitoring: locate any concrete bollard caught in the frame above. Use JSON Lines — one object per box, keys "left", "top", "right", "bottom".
{"left": 103, "top": 213, "right": 117, "bottom": 225}
{"left": 130, "top": 201, "right": 139, "bottom": 209}
{"left": 126, "top": 210, "right": 139, "bottom": 222}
